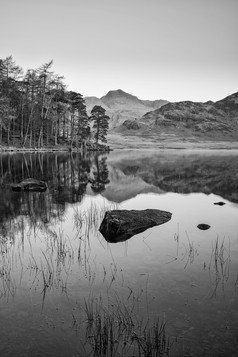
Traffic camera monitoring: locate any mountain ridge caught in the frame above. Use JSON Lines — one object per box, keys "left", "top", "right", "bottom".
{"left": 85, "top": 90, "right": 238, "bottom": 142}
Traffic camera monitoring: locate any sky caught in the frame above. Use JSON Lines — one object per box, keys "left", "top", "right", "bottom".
{"left": 1, "top": 0, "right": 238, "bottom": 102}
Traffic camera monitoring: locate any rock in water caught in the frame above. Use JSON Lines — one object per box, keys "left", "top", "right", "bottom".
{"left": 12, "top": 178, "right": 47, "bottom": 192}
{"left": 213, "top": 201, "right": 226, "bottom": 206}
{"left": 99, "top": 209, "right": 172, "bottom": 243}
{"left": 197, "top": 223, "right": 211, "bottom": 230}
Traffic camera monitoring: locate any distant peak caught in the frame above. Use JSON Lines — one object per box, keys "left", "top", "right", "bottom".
{"left": 104, "top": 89, "right": 131, "bottom": 97}
{"left": 101, "top": 89, "right": 142, "bottom": 103}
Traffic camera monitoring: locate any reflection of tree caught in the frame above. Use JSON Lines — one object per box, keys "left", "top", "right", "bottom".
{"left": 91, "top": 155, "right": 110, "bottom": 193}
{"left": 55, "top": 153, "right": 91, "bottom": 203}
{"left": 0, "top": 152, "right": 94, "bottom": 229}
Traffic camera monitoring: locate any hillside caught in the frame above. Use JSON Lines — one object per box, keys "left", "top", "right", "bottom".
{"left": 85, "top": 90, "right": 238, "bottom": 146}
{"left": 138, "top": 92, "right": 238, "bottom": 140}
{"left": 84, "top": 89, "right": 168, "bottom": 129}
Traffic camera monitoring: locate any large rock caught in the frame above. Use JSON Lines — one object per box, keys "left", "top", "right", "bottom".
{"left": 99, "top": 209, "right": 172, "bottom": 243}
{"left": 12, "top": 178, "right": 47, "bottom": 192}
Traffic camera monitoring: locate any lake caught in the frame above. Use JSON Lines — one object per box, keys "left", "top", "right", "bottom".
{"left": 0, "top": 149, "right": 238, "bottom": 357}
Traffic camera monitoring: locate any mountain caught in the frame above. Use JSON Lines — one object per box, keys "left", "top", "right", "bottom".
{"left": 84, "top": 89, "right": 168, "bottom": 129}
{"left": 85, "top": 90, "right": 238, "bottom": 143}
{"left": 100, "top": 89, "right": 145, "bottom": 109}
{"left": 138, "top": 92, "right": 238, "bottom": 140}
{"left": 83, "top": 96, "right": 109, "bottom": 111}
{"left": 141, "top": 99, "right": 169, "bottom": 109}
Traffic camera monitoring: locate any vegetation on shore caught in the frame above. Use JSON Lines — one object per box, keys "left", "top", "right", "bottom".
{"left": 0, "top": 56, "right": 110, "bottom": 151}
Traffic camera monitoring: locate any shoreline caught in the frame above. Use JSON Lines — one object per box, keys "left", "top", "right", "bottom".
{"left": 0, "top": 145, "right": 110, "bottom": 153}
{"left": 107, "top": 133, "right": 238, "bottom": 151}
{"left": 1, "top": 137, "right": 238, "bottom": 153}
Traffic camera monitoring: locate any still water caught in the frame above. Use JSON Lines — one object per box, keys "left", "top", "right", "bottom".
{"left": 0, "top": 150, "right": 238, "bottom": 357}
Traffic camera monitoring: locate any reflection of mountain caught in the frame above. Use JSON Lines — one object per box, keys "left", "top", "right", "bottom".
{"left": 106, "top": 151, "right": 238, "bottom": 203}
{"left": 101, "top": 166, "right": 163, "bottom": 203}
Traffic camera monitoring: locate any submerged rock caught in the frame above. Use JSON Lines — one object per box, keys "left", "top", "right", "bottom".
{"left": 213, "top": 201, "right": 226, "bottom": 206}
{"left": 197, "top": 223, "right": 211, "bottom": 230}
{"left": 99, "top": 209, "right": 172, "bottom": 243}
{"left": 12, "top": 178, "right": 47, "bottom": 192}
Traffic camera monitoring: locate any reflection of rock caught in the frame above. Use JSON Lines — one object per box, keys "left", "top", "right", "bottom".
{"left": 99, "top": 209, "right": 172, "bottom": 243}
{"left": 214, "top": 201, "right": 226, "bottom": 206}
{"left": 197, "top": 223, "right": 211, "bottom": 230}
{"left": 12, "top": 178, "right": 47, "bottom": 192}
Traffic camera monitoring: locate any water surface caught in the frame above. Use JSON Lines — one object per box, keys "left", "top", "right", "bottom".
{"left": 0, "top": 150, "right": 238, "bottom": 356}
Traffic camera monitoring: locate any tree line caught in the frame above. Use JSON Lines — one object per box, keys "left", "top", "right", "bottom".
{"left": 0, "top": 56, "right": 110, "bottom": 150}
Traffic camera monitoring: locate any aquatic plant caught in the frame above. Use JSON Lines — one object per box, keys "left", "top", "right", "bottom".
{"left": 208, "top": 236, "right": 231, "bottom": 297}
{"left": 82, "top": 295, "right": 170, "bottom": 357}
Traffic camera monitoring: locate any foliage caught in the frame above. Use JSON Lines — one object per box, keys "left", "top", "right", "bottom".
{"left": 0, "top": 56, "right": 110, "bottom": 150}
{"left": 90, "top": 105, "right": 110, "bottom": 146}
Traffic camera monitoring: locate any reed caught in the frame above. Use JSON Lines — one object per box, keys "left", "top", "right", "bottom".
{"left": 83, "top": 295, "right": 170, "bottom": 357}
{"left": 73, "top": 200, "right": 119, "bottom": 239}
{"left": 209, "top": 236, "right": 231, "bottom": 297}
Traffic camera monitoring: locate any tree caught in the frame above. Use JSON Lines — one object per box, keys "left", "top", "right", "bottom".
{"left": 0, "top": 56, "right": 23, "bottom": 145}
{"left": 0, "top": 55, "right": 90, "bottom": 149}
{"left": 67, "top": 91, "right": 90, "bottom": 150}
{"left": 36, "top": 60, "right": 54, "bottom": 147}
{"left": 90, "top": 105, "right": 110, "bottom": 148}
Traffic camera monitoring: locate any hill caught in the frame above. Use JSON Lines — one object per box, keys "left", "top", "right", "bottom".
{"left": 139, "top": 92, "right": 238, "bottom": 140}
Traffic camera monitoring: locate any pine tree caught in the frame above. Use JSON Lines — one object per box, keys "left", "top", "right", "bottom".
{"left": 67, "top": 91, "right": 90, "bottom": 150}
{"left": 0, "top": 56, "right": 23, "bottom": 145}
{"left": 90, "top": 105, "right": 110, "bottom": 148}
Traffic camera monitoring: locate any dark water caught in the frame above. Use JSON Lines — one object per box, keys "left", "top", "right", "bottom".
{"left": 0, "top": 150, "right": 238, "bottom": 356}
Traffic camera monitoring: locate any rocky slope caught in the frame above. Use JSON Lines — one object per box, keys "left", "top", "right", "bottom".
{"left": 140, "top": 92, "right": 238, "bottom": 140}
{"left": 84, "top": 89, "right": 168, "bottom": 130}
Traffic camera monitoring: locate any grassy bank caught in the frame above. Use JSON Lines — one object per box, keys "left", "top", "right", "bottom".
{"left": 107, "top": 133, "right": 238, "bottom": 150}
{"left": 0, "top": 143, "right": 111, "bottom": 153}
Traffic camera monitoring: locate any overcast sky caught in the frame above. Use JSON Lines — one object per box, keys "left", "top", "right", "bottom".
{"left": 1, "top": 0, "right": 237, "bottom": 101}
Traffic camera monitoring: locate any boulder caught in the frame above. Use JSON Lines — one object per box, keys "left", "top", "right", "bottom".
{"left": 12, "top": 178, "right": 47, "bottom": 192}
{"left": 99, "top": 209, "right": 172, "bottom": 243}
{"left": 197, "top": 223, "right": 210, "bottom": 230}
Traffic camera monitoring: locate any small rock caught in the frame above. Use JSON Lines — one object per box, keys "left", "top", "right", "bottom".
{"left": 213, "top": 201, "right": 226, "bottom": 206}
{"left": 197, "top": 224, "right": 211, "bottom": 230}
